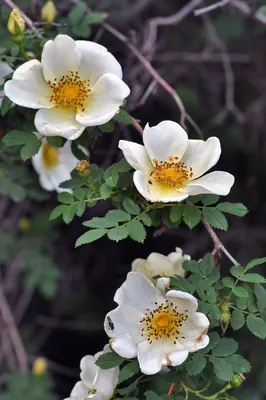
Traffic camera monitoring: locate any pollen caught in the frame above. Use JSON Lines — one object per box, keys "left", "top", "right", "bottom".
{"left": 48, "top": 71, "right": 91, "bottom": 112}
{"left": 42, "top": 143, "right": 58, "bottom": 168}
{"left": 140, "top": 300, "right": 188, "bottom": 344}
{"left": 149, "top": 158, "right": 193, "bottom": 189}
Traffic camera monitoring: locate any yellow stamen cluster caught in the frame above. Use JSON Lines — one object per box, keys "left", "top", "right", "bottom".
{"left": 149, "top": 157, "right": 193, "bottom": 189}
{"left": 140, "top": 300, "right": 188, "bottom": 344}
{"left": 42, "top": 143, "right": 58, "bottom": 168}
{"left": 86, "top": 388, "right": 97, "bottom": 399}
{"left": 48, "top": 71, "right": 91, "bottom": 112}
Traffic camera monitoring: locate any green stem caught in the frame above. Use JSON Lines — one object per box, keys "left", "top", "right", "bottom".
{"left": 18, "top": 42, "right": 29, "bottom": 61}
{"left": 181, "top": 382, "right": 232, "bottom": 400}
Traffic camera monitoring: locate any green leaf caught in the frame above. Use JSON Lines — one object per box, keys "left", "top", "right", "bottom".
{"left": 49, "top": 205, "right": 67, "bottom": 220}
{"left": 233, "top": 286, "right": 249, "bottom": 297}
{"left": 230, "top": 266, "right": 245, "bottom": 278}
{"left": 57, "top": 192, "right": 74, "bottom": 204}
{"left": 186, "top": 353, "right": 206, "bottom": 376}
{"left": 68, "top": 1, "right": 86, "bottom": 25}
{"left": 216, "top": 202, "right": 248, "bottom": 217}
{"left": 202, "top": 207, "right": 228, "bottom": 230}
{"left": 236, "top": 297, "right": 248, "bottom": 310}
{"left": 96, "top": 351, "right": 124, "bottom": 369}
{"left": 208, "top": 305, "right": 221, "bottom": 320}
{"left": 201, "top": 332, "right": 220, "bottom": 353}
{"left": 114, "top": 109, "right": 133, "bottom": 125}
{"left": 200, "top": 253, "right": 214, "bottom": 276}
{"left": 145, "top": 392, "right": 162, "bottom": 400}
{"left": 75, "top": 200, "right": 86, "bottom": 217}
{"left": 210, "top": 357, "right": 233, "bottom": 381}
{"left": 73, "top": 188, "right": 86, "bottom": 200}
{"left": 99, "top": 120, "right": 114, "bottom": 133}
{"left": 183, "top": 205, "right": 201, "bottom": 229}
{"left": 83, "top": 217, "right": 115, "bottom": 229}
{"left": 212, "top": 338, "right": 238, "bottom": 357}
{"left": 1, "top": 96, "right": 12, "bottom": 116}
{"left": 75, "top": 229, "right": 107, "bottom": 247}
{"left": 86, "top": 11, "right": 107, "bottom": 24}
{"left": 46, "top": 136, "right": 64, "bottom": 148}
{"left": 138, "top": 213, "right": 152, "bottom": 226}
{"left": 118, "top": 360, "right": 139, "bottom": 384}
{"left": 123, "top": 198, "right": 140, "bottom": 215}
{"left": 230, "top": 309, "right": 245, "bottom": 331}
{"left": 254, "top": 284, "right": 266, "bottom": 312}
{"left": 222, "top": 277, "right": 235, "bottom": 288}
{"left": 170, "top": 205, "right": 183, "bottom": 223}
{"left": 107, "top": 226, "right": 129, "bottom": 242}
{"left": 128, "top": 220, "right": 146, "bottom": 243}
{"left": 202, "top": 194, "right": 220, "bottom": 206}
{"left": 99, "top": 183, "right": 113, "bottom": 199}
{"left": 247, "top": 315, "right": 266, "bottom": 339}
{"left": 62, "top": 204, "right": 76, "bottom": 224}
{"left": 226, "top": 354, "right": 251, "bottom": 373}
{"left": 183, "top": 260, "right": 199, "bottom": 273}
{"left": 21, "top": 140, "right": 42, "bottom": 160}
{"left": 246, "top": 257, "right": 266, "bottom": 270}
{"left": 105, "top": 210, "right": 131, "bottom": 224}
{"left": 239, "top": 273, "right": 266, "bottom": 283}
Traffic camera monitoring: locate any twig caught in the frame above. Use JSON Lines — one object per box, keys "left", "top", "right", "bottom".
{"left": 168, "top": 382, "right": 175, "bottom": 395}
{"left": 230, "top": 0, "right": 266, "bottom": 25}
{"left": 0, "top": 283, "right": 28, "bottom": 372}
{"left": 2, "top": 0, "right": 43, "bottom": 39}
{"left": 194, "top": 0, "right": 230, "bottom": 16}
{"left": 201, "top": 218, "right": 240, "bottom": 266}
{"left": 137, "top": 80, "right": 157, "bottom": 108}
{"left": 142, "top": 0, "right": 204, "bottom": 56}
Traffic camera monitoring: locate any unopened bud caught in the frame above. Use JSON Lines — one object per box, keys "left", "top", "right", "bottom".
{"left": 220, "top": 304, "right": 231, "bottom": 334}
{"left": 76, "top": 160, "right": 90, "bottom": 176}
{"left": 32, "top": 357, "right": 47, "bottom": 376}
{"left": 229, "top": 374, "right": 246, "bottom": 388}
{"left": 7, "top": 8, "right": 25, "bottom": 35}
{"left": 19, "top": 217, "right": 30, "bottom": 232}
{"left": 41, "top": 1, "right": 57, "bottom": 23}
{"left": 26, "top": 51, "right": 35, "bottom": 59}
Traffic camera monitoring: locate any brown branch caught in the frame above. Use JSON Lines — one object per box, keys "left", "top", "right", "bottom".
{"left": 194, "top": 0, "right": 230, "bottom": 16}
{"left": 2, "top": 0, "right": 43, "bottom": 38}
{"left": 0, "top": 284, "right": 28, "bottom": 372}
{"left": 142, "top": 0, "right": 204, "bottom": 56}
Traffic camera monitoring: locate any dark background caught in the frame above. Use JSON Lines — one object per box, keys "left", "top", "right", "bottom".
{"left": 2, "top": 1, "right": 266, "bottom": 399}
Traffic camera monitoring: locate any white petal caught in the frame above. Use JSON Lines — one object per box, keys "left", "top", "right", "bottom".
{"left": 166, "top": 349, "right": 189, "bottom": 367}
{"left": 110, "top": 333, "right": 138, "bottom": 358}
{"left": 70, "top": 381, "right": 88, "bottom": 398}
{"left": 35, "top": 108, "right": 85, "bottom": 139}
{"left": 166, "top": 291, "right": 198, "bottom": 312}
{"left": 58, "top": 140, "right": 79, "bottom": 170}
{"left": 42, "top": 35, "right": 81, "bottom": 82}
{"left": 180, "top": 312, "right": 210, "bottom": 351}
{"left": 114, "top": 272, "right": 164, "bottom": 312}
{"left": 131, "top": 258, "right": 145, "bottom": 273}
{"left": 147, "top": 253, "right": 175, "bottom": 277}
{"left": 76, "top": 40, "right": 122, "bottom": 85}
{"left": 143, "top": 121, "right": 188, "bottom": 163}
{"left": 186, "top": 171, "right": 235, "bottom": 196}
{"left": 133, "top": 170, "right": 189, "bottom": 203}
{"left": 95, "top": 367, "right": 119, "bottom": 398}
{"left": 104, "top": 304, "right": 142, "bottom": 340}
{"left": 76, "top": 73, "right": 130, "bottom": 127}
{"left": 181, "top": 137, "right": 221, "bottom": 179}
{"left": 80, "top": 355, "right": 96, "bottom": 372}
{"left": 156, "top": 277, "right": 170, "bottom": 293}
{"left": 4, "top": 60, "right": 52, "bottom": 109}
{"left": 39, "top": 174, "right": 54, "bottom": 191}
{"left": 137, "top": 341, "right": 165, "bottom": 374}
{"left": 118, "top": 140, "right": 152, "bottom": 172}
{"left": 80, "top": 368, "right": 97, "bottom": 389}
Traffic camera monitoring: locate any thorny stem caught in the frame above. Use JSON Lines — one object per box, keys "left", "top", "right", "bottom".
{"left": 0, "top": 283, "right": 28, "bottom": 372}
{"left": 181, "top": 381, "right": 232, "bottom": 399}
{"left": 168, "top": 382, "right": 175, "bottom": 395}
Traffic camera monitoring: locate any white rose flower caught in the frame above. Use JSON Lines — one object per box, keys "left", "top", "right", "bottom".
{"left": 0, "top": 60, "right": 13, "bottom": 106}
{"left": 104, "top": 272, "right": 209, "bottom": 375}
{"left": 32, "top": 137, "right": 79, "bottom": 192}
{"left": 4, "top": 34, "right": 130, "bottom": 140}
{"left": 64, "top": 344, "right": 119, "bottom": 400}
{"left": 118, "top": 120, "right": 234, "bottom": 202}
{"left": 132, "top": 247, "right": 190, "bottom": 281}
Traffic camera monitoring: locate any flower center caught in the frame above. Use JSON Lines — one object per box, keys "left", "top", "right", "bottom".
{"left": 42, "top": 143, "right": 58, "bottom": 168}
{"left": 140, "top": 300, "right": 188, "bottom": 344}
{"left": 149, "top": 158, "right": 193, "bottom": 189}
{"left": 85, "top": 388, "right": 97, "bottom": 399}
{"left": 48, "top": 71, "right": 91, "bottom": 112}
